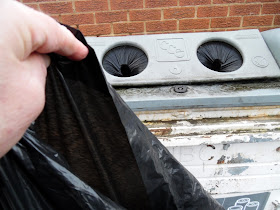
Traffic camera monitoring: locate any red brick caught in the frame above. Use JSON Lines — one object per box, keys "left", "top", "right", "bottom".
{"left": 193, "top": 29, "right": 209, "bottom": 32}
{"left": 209, "top": 29, "right": 226, "bottom": 32}
{"left": 75, "top": 0, "right": 108, "bottom": 12}
{"left": 211, "top": 17, "right": 241, "bottom": 28}
{"left": 111, "top": 0, "right": 143, "bottom": 10}
{"left": 229, "top": 4, "right": 261, "bottom": 16}
{"left": 275, "top": 15, "right": 280, "bottom": 25}
{"left": 146, "top": 20, "right": 177, "bottom": 32}
{"left": 226, "top": 28, "right": 243, "bottom": 31}
{"left": 213, "top": 0, "right": 244, "bottom": 3}
{"left": 180, "top": 0, "right": 211, "bottom": 6}
{"left": 79, "top": 24, "right": 111, "bottom": 36}
{"left": 23, "top": 0, "right": 55, "bottom": 3}
{"left": 146, "top": 0, "right": 177, "bottom": 8}
{"left": 113, "top": 22, "right": 144, "bottom": 34}
{"left": 96, "top": 11, "right": 127, "bottom": 23}
{"left": 259, "top": 26, "right": 278, "bottom": 31}
{"left": 179, "top": 19, "right": 210, "bottom": 30}
{"left": 198, "top": 6, "right": 228, "bottom": 17}
{"left": 50, "top": 15, "right": 60, "bottom": 22}
{"left": 194, "top": 29, "right": 227, "bottom": 32}
{"left": 131, "top": 33, "right": 146, "bottom": 35}
{"left": 178, "top": 30, "right": 195, "bottom": 33}
{"left": 61, "top": 14, "right": 94, "bottom": 25}
{"left": 164, "top": 7, "right": 195, "bottom": 19}
{"left": 194, "top": 29, "right": 210, "bottom": 32}
{"left": 69, "top": 25, "right": 78, "bottom": 29}
{"left": 39, "top": 2, "right": 73, "bottom": 14}
{"left": 243, "top": 15, "right": 273, "bottom": 26}
{"left": 146, "top": 31, "right": 179, "bottom": 35}
{"left": 247, "top": 0, "right": 276, "bottom": 2}
{"left": 130, "top": 9, "right": 161, "bottom": 21}
{"left": 24, "top": 3, "right": 39, "bottom": 10}
{"left": 262, "top": 3, "right": 280, "bottom": 14}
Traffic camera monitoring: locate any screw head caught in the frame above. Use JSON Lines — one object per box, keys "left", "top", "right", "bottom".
{"left": 174, "top": 85, "right": 188, "bottom": 93}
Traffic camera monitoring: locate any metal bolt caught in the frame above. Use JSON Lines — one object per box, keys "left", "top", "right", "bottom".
{"left": 174, "top": 85, "right": 188, "bottom": 93}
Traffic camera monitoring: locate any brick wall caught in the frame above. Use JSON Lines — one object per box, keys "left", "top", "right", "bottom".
{"left": 21, "top": 0, "right": 280, "bottom": 36}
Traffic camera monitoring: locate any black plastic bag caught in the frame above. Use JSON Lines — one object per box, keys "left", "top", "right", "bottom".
{"left": 0, "top": 128, "right": 126, "bottom": 210}
{"left": 0, "top": 26, "right": 224, "bottom": 210}
{"left": 197, "top": 41, "right": 243, "bottom": 72}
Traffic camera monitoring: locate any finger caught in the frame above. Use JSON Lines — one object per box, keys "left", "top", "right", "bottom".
{"left": 52, "top": 25, "right": 89, "bottom": 61}
{"left": 34, "top": 23, "right": 89, "bottom": 60}
{"left": 13, "top": 1, "right": 89, "bottom": 60}
{"left": 42, "top": 54, "right": 51, "bottom": 67}
{"left": 32, "top": 19, "right": 89, "bottom": 60}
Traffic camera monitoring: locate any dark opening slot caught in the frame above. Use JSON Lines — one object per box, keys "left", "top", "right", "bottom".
{"left": 102, "top": 45, "right": 148, "bottom": 77}
{"left": 197, "top": 41, "right": 243, "bottom": 72}
{"left": 120, "top": 64, "right": 131, "bottom": 77}
{"left": 212, "top": 59, "right": 222, "bottom": 71}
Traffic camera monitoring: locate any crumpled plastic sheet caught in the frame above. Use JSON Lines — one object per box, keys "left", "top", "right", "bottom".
{"left": 0, "top": 26, "right": 224, "bottom": 210}
{"left": 0, "top": 128, "right": 125, "bottom": 210}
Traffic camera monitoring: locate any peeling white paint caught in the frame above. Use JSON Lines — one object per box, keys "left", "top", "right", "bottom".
{"left": 135, "top": 106, "right": 280, "bottom": 122}
{"left": 123, "top": 87, "right": 280, "bottom": 202}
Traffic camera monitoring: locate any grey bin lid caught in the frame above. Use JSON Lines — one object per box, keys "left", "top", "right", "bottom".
{"left": 86, "top": 29, "right": 280, "bottom": 86}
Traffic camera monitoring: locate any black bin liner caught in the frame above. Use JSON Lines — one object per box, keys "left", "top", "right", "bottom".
{"left": 0, "top": 26, "right": 224, "bottom": 210}
{"left": 197, "top": 41, "right": 243, "bottom": 72}
{"left": 102, "top": 45, "right": 148, "bottom": 77}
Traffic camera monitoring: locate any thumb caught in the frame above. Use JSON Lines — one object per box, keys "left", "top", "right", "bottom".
{"left": 42, "top": 54, "right": 51, "bottom": 68}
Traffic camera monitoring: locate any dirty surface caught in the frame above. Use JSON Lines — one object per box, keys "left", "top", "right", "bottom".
{"left": 217, "top": 155, "right": 226, "bottom": 164}
{"left": 227, "top": 153, "right": 254, "bottom": 164}
{"left": 118, "top": 85, "right": 280, "bottom": 196}
{"left": 227, "top": 166, "right": 249, "bottom": 175}
{"left": 217, "top": 153, "right": 254, "bottom": 165}
{"left": 144, "top": 116, "right": 280, "bottom": 139}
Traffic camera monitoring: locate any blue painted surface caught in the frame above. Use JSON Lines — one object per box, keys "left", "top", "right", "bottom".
{"left": 228, "top": 166, "right": 249, "bottom": 175}
{"left": 126, "top": 94, "right": 280, "bottom": 111}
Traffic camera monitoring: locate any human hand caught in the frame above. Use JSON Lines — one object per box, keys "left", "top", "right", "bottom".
{"left": 0, "top": 0, "right": 89, "bottom": 157}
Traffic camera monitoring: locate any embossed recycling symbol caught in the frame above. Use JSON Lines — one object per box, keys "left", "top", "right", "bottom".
{"left": 156, "top": 38, "right": 189, "bottom": 62}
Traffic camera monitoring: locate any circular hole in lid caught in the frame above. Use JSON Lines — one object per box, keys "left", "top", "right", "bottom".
{"left": 102, "top": 45, "right": 148, "bottom": 77}
{"left": 197, "top": 41, "right": 243, "bottom": 72}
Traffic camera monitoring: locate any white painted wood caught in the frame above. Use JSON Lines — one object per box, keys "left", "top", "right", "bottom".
{"left": 139, "top": 108, "right": 280, "bottom": 202}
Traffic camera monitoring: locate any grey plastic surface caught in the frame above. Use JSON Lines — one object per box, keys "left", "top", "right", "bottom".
{"left": 86, "top": 29, "right": 280, "bottom": 86}
{"left": 116, "top": 80, "right": 280, "bottom": 111}
{"left": 262, "top": 28, "right": 280, "bottom": 68}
